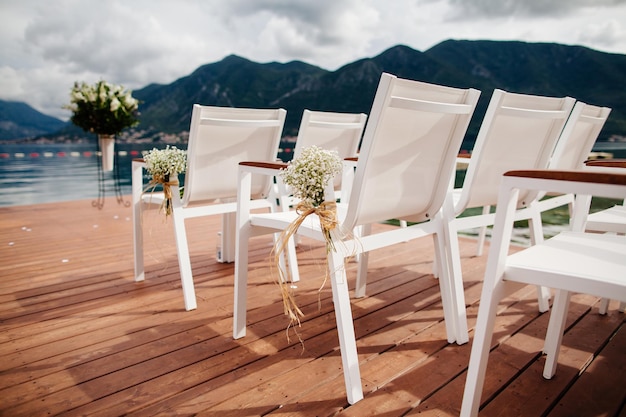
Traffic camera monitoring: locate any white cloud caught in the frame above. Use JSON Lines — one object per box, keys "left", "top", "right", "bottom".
{"left": 0, "top": 0, "right": 624, "bottom": 120}
{"left": 447, "top": 0, "right": 626, "bottom": 18}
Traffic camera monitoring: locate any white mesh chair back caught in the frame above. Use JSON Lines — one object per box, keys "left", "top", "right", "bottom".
{"left": 344, "top": 73, "right": 480, "bottom": 229}
{"left": 549, "top": 101, "right": 611, "bottom": 170}
{"left": 183, "top": 105, "right": 286, "bottom": 206}
{"left": 293, "top": 110, "right": 367, "bottom": 190}
{"left": 456, "top": 89, "right": 575, "bottom": 213}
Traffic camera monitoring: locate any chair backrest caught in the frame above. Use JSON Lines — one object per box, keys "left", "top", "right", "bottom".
{"left": 343, "top": 73, "right": 480, "bottom": 229}
{"left": 455, "top": 89, "right": 575, "bottom": 213}
{"left": 293, "top": 110, "right": 367, "bottom": 189}
{"left": 548, "top": 101, "right": 611, "bottom": 170}
{"left": 182, "top": 105, "right": 286, "bottom": 206}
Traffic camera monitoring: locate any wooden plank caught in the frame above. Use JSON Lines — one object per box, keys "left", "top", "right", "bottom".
{"left": 0, "top": 198, "right": 624, "bottom": 417}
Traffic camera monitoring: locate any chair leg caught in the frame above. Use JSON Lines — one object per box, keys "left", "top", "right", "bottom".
{"left": 599, "top": 298, "right": 626, "bottom": 314}
{"left": 218, "top": 212, "right": 237, "bottom": 263}
{"left": 436, "top": 230, "right": 468, "bottom": 344}
{"left": 132, "top": 160, "right": 145, "bottom": 282}
{"left": 329, "top": 248, "right": 364, "bottom": 405}
{"left": 354, "top": 223, "right": 371, "bottom": 298}
{"left": 274, "top": 231, "right": 300, "bottom": 283}
{"left": 598, "top": 298, "right": 610, "bottom": 315}
{"left": 442, "top": 212, "right": 469, "bottom": 344}
{"left": 475, "top": 206, "right": 490, "bottom": 257}
{"left": 460, "top": 281, "right": 506, "bottom": 417}
{"left": 233, "top": 225, "right": 251, "bottom": 339}
{"left": 234, "top": 169, "right": 253, "bottom": 339}
{"left": 528, "top": 208, "right": 551, "bottom": 313}
{"left": 172, "top": 200, "right": 197, "bottom": 311}
{"left": 543, "top": 289, "right": 571, "bottom": 379}
{"left": 431, "top": 249, "right": 439, "bottom": 279}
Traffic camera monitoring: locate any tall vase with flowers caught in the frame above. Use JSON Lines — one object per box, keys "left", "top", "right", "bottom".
{"left": 65, "top": 80, "right": 139, "bottom": 171}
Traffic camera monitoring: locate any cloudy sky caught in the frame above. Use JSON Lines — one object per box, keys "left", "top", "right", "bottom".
{"left": 1, "top": 0, "right": 625, "bottom": 120}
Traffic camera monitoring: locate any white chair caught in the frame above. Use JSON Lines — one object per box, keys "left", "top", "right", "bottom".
{"left": 441, "top": 89, "right": 575, "bottom": 321}
{"left": 234, "top": 72, "right": 480, "bottom": 404}
{"left": 460, "top": 168, "right": 626, "bottom": 417}
{"left": 132, "top": 105, "right": 286, "bottom": 311}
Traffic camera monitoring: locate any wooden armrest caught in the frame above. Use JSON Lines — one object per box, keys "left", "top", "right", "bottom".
{"left": 133, "top": 158, "right": 145, "bottom": 163}
{"left": 344, "top": 157, "right": 358, "bottom": 162}
{"left": 239, "top": 161, "right": 288, "bottom": 170}
{"left": 584, "top": 159, "right": 626, "bottom": 168}
{"left": 504, "top": 169, "right": 626, "bottom": 186}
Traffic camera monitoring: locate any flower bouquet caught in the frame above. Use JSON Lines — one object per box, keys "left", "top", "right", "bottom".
{"left": 142, "top": 146, "right": 187, "bottom": 217}
{"left": 65, "top": 80, "right": 139, "bottom": 171}
{"left": 274, "top": 145, "right": 343, "bottom": 329}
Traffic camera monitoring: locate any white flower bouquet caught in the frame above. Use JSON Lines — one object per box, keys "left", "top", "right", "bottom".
{"left": 143, "top": 145, "right": 187, "bottom": 183}
{"left": 280, "top": 145, "right": 343, "bottom": 207}
{"left": 143, "top": 146, "right": 187, "bottom": 216}
{"left": 65, "top": 80, "right": 139, "bottom": 135}
{"left": 274, "top": 146, "right": 343, "bottom": 332}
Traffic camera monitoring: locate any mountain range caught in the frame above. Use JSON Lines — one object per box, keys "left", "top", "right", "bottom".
{"left": 0, "top": 100, "right": 66, "bottom": 141}
{"left": 3, "top": 39, "right": 626, "bottom": 148}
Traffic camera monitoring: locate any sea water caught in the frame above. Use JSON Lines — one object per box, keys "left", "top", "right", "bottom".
{"left": 2, "top": 142, "right": 623, "bottom": 207}
{"left": 0, "top": 142, "right": 298, "bottom": 207}
{"left": 0, "top": 143, "right": 151, "bottom": 207}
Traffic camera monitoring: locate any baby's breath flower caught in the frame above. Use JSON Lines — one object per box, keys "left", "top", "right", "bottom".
{"left": 143, "top": 145, "right": 187, "bottom": 182}
{"left": 280, "top": 145, "right": 342, "bottom": 207}
{"left": 143, "top": 146, "right": 187, "bottom": 217}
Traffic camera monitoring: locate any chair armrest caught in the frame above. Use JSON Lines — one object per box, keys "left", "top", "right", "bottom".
{"left": 584, "top": 159, "right": 626, "bottom": 169}
{"left": 240, "top": 161, "right": 288, "bottom": 170}
{"left": 505, "top": 169, "right": 626, "bottom": 186}
{"left": 238, "top": 161, "right": 288, "bottom": 177}
{"left": 343, "top": 157, "right": 358, "bottom": 170}
{"left": 503, "top": 170, "right": 626, "bottom": 206}
{"left": 131, "top": 158, "right": 146, "bottom": 168}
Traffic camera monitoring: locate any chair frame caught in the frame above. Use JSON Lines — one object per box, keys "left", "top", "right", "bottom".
{"left": 234, "top": 73, "right": 480, "bottom": 404}
{"left": 460, "top": 168, "right": 626, "bottom": 417}
{"left": 442, "top": 89, "right": 576, "bottom": 322}
{"left": 132, "top": 105, "right": 286, "bottom": 311}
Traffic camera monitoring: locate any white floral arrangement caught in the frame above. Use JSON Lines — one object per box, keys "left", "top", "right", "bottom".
{"left": 274, "top": 146, "right": 343, "bottom": 335}
{"left": 142, "top": 146, "right": 187, "bottom": 216}
{"left": 143, "top": 145, "right": 187, "bottom": 182}
{"left": 65, "top": 80, "right": 139, "bottom": 135}
{"left": 280, "top": 145, "right": 343, "bottom": 207}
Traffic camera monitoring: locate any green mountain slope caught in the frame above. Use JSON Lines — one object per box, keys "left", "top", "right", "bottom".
{"left": 134, "top": 40, "right": 626, "bottom": 144}
{"left": 0, "top": 100, "right": 66, "bottom": 140}
{"left": 5, "top": 40, "right": 626, "bottom": 144}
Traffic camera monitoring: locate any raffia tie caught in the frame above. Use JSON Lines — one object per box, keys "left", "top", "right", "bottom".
{"left": 272, "top": 201, "right": 338, "bottom": 330}
{"left": 145, "top": 174, "right": 179, "bottom": 217}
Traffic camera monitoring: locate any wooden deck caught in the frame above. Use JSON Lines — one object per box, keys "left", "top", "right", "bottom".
{"left": 1, "top": 196, "right": 624, "bottom": 416}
